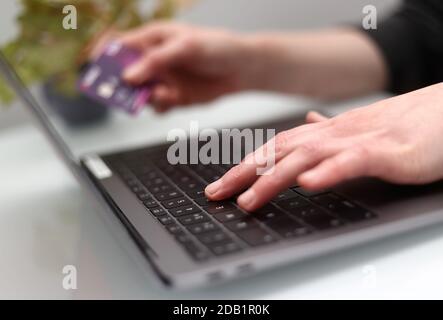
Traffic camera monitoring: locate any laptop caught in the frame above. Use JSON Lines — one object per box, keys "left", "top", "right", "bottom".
{"left": 2, "top": 51, "right": 443, "bottom": 289}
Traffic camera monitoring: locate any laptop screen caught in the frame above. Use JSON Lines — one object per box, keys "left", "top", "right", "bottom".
{"left": 0, "top": 48, "right": 182, "bottom": 162}
{"left": 0, "top": 6, "right": 305, "bottom": 164}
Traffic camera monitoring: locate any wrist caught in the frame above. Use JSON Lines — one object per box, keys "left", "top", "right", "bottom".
{"left": 236, "top": 34, "right": 280, "bottom": 91}
{"left": 239, "top": 34, "right": 301, "bottom": 92}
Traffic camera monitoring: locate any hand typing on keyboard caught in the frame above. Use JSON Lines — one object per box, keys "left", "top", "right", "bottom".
{"left": 111, "top": 146, "right": 377, "bottom": 260}
{"left": 98, "top": 23, "right": 443, "bottom": 213}
{"left": 205, "top": 83, "right": 443, "bottom": 211}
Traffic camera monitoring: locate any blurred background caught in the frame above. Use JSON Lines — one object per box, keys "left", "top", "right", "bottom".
{"left": 0, "top": 0, "right": 399, "bottom": 130}
{"left": 0, "top": 0, "right": 403, "bottom": 299}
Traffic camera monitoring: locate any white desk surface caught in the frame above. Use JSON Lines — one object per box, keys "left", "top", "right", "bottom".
{"left": 2, "top": 92, "right": 443, "bottom": 299}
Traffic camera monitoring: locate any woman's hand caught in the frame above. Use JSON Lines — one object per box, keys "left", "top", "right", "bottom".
{"left": 112, "top": 23, "right": 266, "bottom": 112}
{"left": 92, "top": 23, "right": 387, "bottom": 111}
{"left": 205, "top": 83, "right": 443, "bottom": 212}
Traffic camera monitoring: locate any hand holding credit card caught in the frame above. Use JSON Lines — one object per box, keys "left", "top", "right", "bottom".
{"left": 78, "top": 42, "right": 152, "bottom": 115}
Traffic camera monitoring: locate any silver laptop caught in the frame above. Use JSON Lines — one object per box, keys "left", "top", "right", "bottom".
{"left": 2, "top": 51, "right": 443, "bottom": 289}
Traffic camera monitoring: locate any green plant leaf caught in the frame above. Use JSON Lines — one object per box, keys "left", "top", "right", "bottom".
{"left": 1, "top": 0, "right": 195, "bottom": 105}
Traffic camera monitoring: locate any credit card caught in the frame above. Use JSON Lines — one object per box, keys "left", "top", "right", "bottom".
{"left": 77, "top": 42, "right": 151, "bottom": 115}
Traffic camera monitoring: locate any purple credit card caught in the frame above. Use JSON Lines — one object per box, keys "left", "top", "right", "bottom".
{"left": 78, "top": 42, "right": 151, "bottom": 115}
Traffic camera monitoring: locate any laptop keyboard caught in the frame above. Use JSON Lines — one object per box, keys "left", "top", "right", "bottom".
{"left": 104, "top": 148, "right": 376, "bottom": 262}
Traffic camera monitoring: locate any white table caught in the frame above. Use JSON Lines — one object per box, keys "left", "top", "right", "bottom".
{"left": 2, "top": 92, "right": 443, "bottom": 299}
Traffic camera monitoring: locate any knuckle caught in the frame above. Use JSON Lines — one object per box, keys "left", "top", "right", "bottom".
{"left": 326, "top": 115, "right": 340, "bottom": 128}
{"left": 274, "top": 131, "right": 290, "bottom": 154}
{"left": 328, "top": 156, "right": 343, "bottom": 175}
{"left": 265, "top": 174, "right": 284, "bottom": 189}
{"left": 179, "top": 35, "right": 199, "bottom": 51}
{"left": 327, "top": 155, "right": 354, "bottom": 181}
{"left": 227, "top": 164, "right": 243, "bottom": 180}
{"left": 147, "top": 52, "right": 161, "bottom": 65}
{"left": 346, "top": 146, "right": 371, "bottom": 176}
{"left": 351, "top": 145, "right": 371, "bottom": 160}
{"left": 244, "top": 150, "right": 258, "bottom": 165}
{"left": 298, "top": 140, "right": 320, "bottom": 157}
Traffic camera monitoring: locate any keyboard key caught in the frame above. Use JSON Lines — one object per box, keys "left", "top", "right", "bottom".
{"left": 225, "top": 217, "right": 259, "bottom": 233}
{"left": 192, "top": 167, "right": 221, "bottom": 182}
{"left": 266, "top": 217, "right": 310, "bottom": 238}
{"left": 165, "top": 223, "right": 182, "bottom": 234}
{"left": 155, "top": 190, "right": 183, "bottom": 201}
{"left": 213, "top": 210, "right": 247, "bottom": 223}
{"left": 206, "top": 202, "right": 236, "bottom": 214}
{"left": 157, "top": 163, "right": 177, "bottom": 174}
{"left": 311, "top": 193, "right": 375, "bottom": 222}
{"left": 237, "top": 228, "right": 277, "bottom": 246}
{"left": 162, "top": 197, "right": 192, "bottom": 209}
{"left": 131, "top": 186, "right": 144, "bottom": 194}
{"left": 175, "top": 231, "right": 193, "bottom": 244}
{"left": 186, "top": 189, "right": 206, "bottom": 199}
{"left": 198, "top": 231, "right": 230, "bottom": 245}
{"left": 311, "top": 193, "right": 341, "bottom": 208}
{"left": 158, "top": 216, "right": 174, "bottom": 225}
{"left": 154, "top": 158, "right": 172, "bottom": 168}
{"left": 278, "top": 196, "right": 310, "bottom": 211}
{"left": 149, "top": 207, "right": 166, "bottom": 216}
{"left": 294, "top": 187, "right": 328, "bottom": 197}
{"left": 143, "top": 199, "right": 158, "bottom": 208}
{"left": 147, "top": 184, "right": 173, "bottom": 194}
{"left": 209, "top": 241, "right": 242, "bottom": 256}
{"left": 169, "top": 205, "right": 201, "bottom": 217}
{"left": 194, "top": 197, "right": 211, "bottom": 206}
{"left": 173, "top": 174, "right": 196, "bottom": 186}
{"left": 132, "top": 164, "right": 155, "bottom": 175}
{"left": 335, "top": 202, "right": 376, "bottom": 222}
{"left": 286, "top": 205, "right": 320, "bottom": 218}
{"left": 140, "top": 171, "right": 159, "bottom": 180}
{"left": 183, "top": 242, "right": 211, "bottom": 261}
{"left": 272, "top": 190, "right": 299, "bottom": 202}
{"left": 180, "top": 181, "right": 205, "bottom": 192}
{"left": 178, "top": 213, "right": 210, "bottom": 225}
{"left": 125, "top": 178, "right": 139, "bottom": 188}
{"left": 295, "top": 207, "right": 344, "bottom": 230}
{"left": 142, "top": 177, "right": 166, "bottom": 187}
{"left": 187, "top": 221, "right": 219, "bottom": 234}
{"left": 253, "top": 204, "right": 286, "bottom": 222}
{"left": 137, "top": 193, "right": 152, "bottom": 201}
{"left": 207, "top": 175, "right": 221, "bottom": 182}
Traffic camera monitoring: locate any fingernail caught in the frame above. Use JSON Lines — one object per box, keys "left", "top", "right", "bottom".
{"left": 238, "top": 189, "right": 256, "bottom": 211}
{"left": 205, "top": 180, "right": 222, "bottom": 196}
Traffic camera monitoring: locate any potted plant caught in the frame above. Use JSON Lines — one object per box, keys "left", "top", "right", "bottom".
{"left": 0, "top": 0, "right": 194, "bottom": 126}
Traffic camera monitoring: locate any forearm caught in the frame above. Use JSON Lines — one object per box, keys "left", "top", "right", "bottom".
{"left": 243, "top": 28, "right": 388, "bottom": 100}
